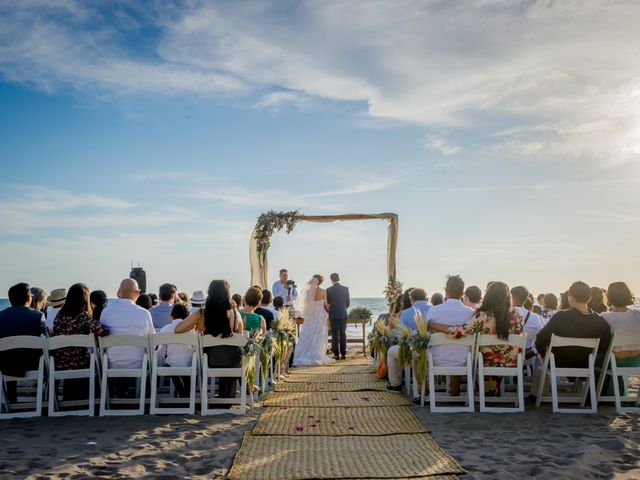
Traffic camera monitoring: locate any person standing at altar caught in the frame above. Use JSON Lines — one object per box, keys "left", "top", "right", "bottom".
{"left": 272, "top": 269, "right": 298, "bottom": 307}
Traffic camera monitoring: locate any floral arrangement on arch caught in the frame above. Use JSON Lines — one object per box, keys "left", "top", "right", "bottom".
{"left": 254, "top": 210, "right": 303, "bottom": 256}
{"left": 383, "top": 276, "right": 403, "bottom": 309}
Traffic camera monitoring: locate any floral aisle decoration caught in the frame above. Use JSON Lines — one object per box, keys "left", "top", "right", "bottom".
{"left": 243, "top": 330, "right": 263, "bottom": 391}
{"left": 253, "top": 210, "right": 303, "bottom": 256}
{"left": 348, "top": 306, "right": 373, "bottom": 324}
{"left": 272, "top": 311, "right": 298, "bottom": 375}
{"left": 383, "top": 276, "right": 403, "bottom": 309}
{"left": 367, "top": 319, "right": 398, "bottom": 378}
{"left": 397, "top": 325, "right": 413, "bottom": 368}
{"left": 259, "top": 331, "right": 275, "bottom": 388}
{"left": 408, "top": 313, "right": 430, "bottom": 390}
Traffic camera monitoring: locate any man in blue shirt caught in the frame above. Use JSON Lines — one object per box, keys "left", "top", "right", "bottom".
{"left": 149, "top": 283, "right": 176, "bottom": 329}
{"left": 399, "top": 288, "right": 430, "bottom": 332}
{"left": 272, "top": 269, "right": 298, "bottom": 307}
{"left": 0, "top": 283, "right": 47, "bottom": 403}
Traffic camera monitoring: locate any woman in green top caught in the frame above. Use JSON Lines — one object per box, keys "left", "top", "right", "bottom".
{"left": 241, "top": 287, "right": 267, "bottom": 333}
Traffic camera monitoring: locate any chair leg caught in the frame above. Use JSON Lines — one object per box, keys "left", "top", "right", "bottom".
{"left": 478, "top": 361, "right": 486, "bottom": 412}
{"left": 550, "top": 356, "right": 559, "bottom": 413}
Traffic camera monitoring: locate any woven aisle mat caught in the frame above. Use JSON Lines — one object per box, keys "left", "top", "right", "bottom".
{"left": 228, "top": 433, "right": 465, "bottom": 480}
{"left": 274, "top": 381, "right": 385, "bottom": 392}
{"left": 283, "top": 373, "right": 379, "bottom": 383}
{"left": 253, "top": 406, "right": 428, "bottom": 436}
{"left": 263, "top": 391, "right": 412, "bottom": 407}
{"left": 289, "top": 365, "right": 375, "bottom": 374}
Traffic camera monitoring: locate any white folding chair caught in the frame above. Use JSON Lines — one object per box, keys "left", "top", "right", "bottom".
{"left": 476, "top": 333, "right": 527, "bottom": 413}
{"left": 150, "top": 333, "right": 199, "bottom": 415}
{"left": 0, "top": 335, "right": 47, "bottom": 419}
{"left": 428, "top": 333, "right": 476, "bottom": 413}
{"left": 596, "top": 334, "right": 640, "bottom": 413}
{"left": 99, "top": 335, "right": 150, "bottom": 416}
{"left": 535, "top": 334, "right": 600, "bottom": 413}
{"left": 47, "top": 335, "right": 98, "bottom": 416}
{"left": 200, "top": 334, "right": 248, "bottom": 416}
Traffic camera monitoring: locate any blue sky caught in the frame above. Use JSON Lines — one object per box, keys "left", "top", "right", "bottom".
{"left": 1, "top": 1, "right": 640, "bottom": 298}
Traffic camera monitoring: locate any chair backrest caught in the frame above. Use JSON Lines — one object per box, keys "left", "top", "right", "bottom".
{"left": 428, "top": 332, "right": 476, "bottom": 348}
{"left": 151, "top": 333, "right": 199, "bottom": 348}
{"left": 549, "top": 334, "right": 600, "bottom": 351}
{"left": 200, "top": 334, "right": 248, "bottom": 349}
{"left": 47, "top": 334, "right": 97, "bottom": 351}
{"left": 477, "top": 333, "right": 527, "bottom": 349}
{"left": 99, "top": 335, "right": 150, "bottom": 351}
{"left": 0, "top": 335, "right": 45, "bottom": 352}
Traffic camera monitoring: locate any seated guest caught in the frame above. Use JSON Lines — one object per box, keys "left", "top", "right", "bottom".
{"left": 400, "top": 288, "right": 415, "bottom": 313}
{"left": 177, "top": 292, "right": 189, "bottom": 306}
{"left": 425, "top": 275, "right": 475, "bottom": 395}
{"left": 0, "top": 283, "right": 47, "bottom": 402}
{"left": 273, "top": 296, "right": 285, "bottom": 312}
{"left": 136, "top": 293, "right": 153, "bottom": 310}
{"left": 46, "top": 288, "right": 67, "bottom": 331}
{"left": 190, "top": 290, "right": 206, "bottom": 313}
{"left": 398, "top": 288, "right": 430, "bottom": 332}
{"left": 589, "top": 286, "right": 608, "bottom": 314}
{"left": 100, "top": 279, "right": 155, "bottom": 370}
{"left": 511, "top": 286, "right": 544, "bottom": 355}
{"left": 463, "top": 285, "right": 482, "bottom": 310}
{"left": 149, "top": 283, "right": 177, "bottom": 329}
{"left": 535, "top": 281, "right": 612, "bottom": 370}
{"left": 559, "top": 291, "right": 570, "bottom": 310}
{"left": 149, "top": 293, "right": 159, "bottom": 307}
{"left": 537, "top": 293, "right": 546, "bottom": 310}
{"left": 176, "top": 280, "right": 243, "bottom": 405}
{"left": 30, "top": 287, "right": 47, "bottom": 315}
{"left": 542, "top": 293, "right": 559, "bottom": 323}
{"left": 429, "top": 281, "right": 524, "bottom": 395}
{"left": 158, "top": 303, "right": 194, "bottom": 397}
{"left": 430, "top": 293, "right": 444, "bottom": 306}
{"left": 255, "top": 289, "right": 277, "bottom": 329}
{"left": 600, "top": 282, "right": 640, "bottom": 395}
{"left": 240, "top": 287, "right": 267, "bottom": 333}
{"left": 90, "top": 290, "right": 108, "bottom": 320}
{"left": 52, "top": 283, "right": 108, "bottom": 400}
{"left": 232, "top": 293, "right": 244, "bottom": 308}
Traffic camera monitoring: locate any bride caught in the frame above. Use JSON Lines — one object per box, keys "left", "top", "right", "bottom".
{"left": 292, "top": 274, "right": 335, "bottom": 366}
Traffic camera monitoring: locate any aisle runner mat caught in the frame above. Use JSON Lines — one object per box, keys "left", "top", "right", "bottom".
{"left": 274, "top": 381, "right": 385, "bottom": 392}
{"left": 228, "top": 433, "right": 465, "bottom": 480}
{"left": 283, "top": 373, "right": 379, "bottom": 383}
{"left": 290, "top": 365, "right": 375, "bottom": 374}
{"left": 263, "top": 391, "right": 412, "bottom": 408}
{"left": 253, "top": 406, "right": 428, "bottom": 436}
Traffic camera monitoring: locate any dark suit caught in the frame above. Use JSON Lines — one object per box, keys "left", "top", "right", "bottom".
{"left": 326, "top": 283, "right": 350, "bottom": 357}
{"left": 0, "top": 305, "right": 47, "bottom": 402}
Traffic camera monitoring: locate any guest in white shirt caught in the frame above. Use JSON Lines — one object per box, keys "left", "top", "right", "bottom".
{"left": 158, "top": 303, "right": 194, "bottom": 398}
{"left": 272, "top": 269, "right": 298, "bottom": 307}
{"left": 510, "top": 286, "right": 543, "bottom": 354}
{"left": 190, "top": 290, "right": 206, "bottom": 314}
{"left": 426, "top": 275, "right": 475, "bottom": 396}
{"left": 100, "top": 278, "right": 155, "bottom": 370}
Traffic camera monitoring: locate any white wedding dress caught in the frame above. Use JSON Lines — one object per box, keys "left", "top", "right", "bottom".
{"left": 293, "top": 279, "right": 335, "bottom": 366}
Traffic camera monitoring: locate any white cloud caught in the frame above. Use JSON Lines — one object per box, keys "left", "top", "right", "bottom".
{"left": 2, "top": 1, "right": 640, "bottom": 165}
{"left": 422, "top": 135, "right": 462, "bottom": 156}
{"left": 0, "top": 184, "right": 135, "bottom": 211}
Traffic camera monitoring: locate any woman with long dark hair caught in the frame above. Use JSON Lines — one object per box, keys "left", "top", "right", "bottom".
{"left": 53, "top": 283, "right": 109, "bottom": 400}
{"left": 176, "top": 280, "right": 243, "bottom": 403}
{"left": 429, "top": 281, "right": 524, "bottom": 395}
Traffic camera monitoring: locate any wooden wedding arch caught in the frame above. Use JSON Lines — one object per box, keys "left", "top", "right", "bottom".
{"left": 249, "top": 212, "right": 399, "bottom": 289}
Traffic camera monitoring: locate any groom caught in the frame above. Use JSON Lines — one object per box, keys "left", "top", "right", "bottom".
{"left": 326, "top": 273, "right": 350, "bottom": 360}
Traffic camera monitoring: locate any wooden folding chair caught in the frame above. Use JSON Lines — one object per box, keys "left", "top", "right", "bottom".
{"left": 596, "top": 333, "right": 640, "bottom": 413}
{"left": 0, "top": 335, "right": 47, "bottom": 419}
{"left": 149, "top": 333, "right": 199, "bottom": 415}
{"left": 200, "top": 334, "right": 248, "bottom": 416}
{"left": 428, "top": 333, "right": 476, "bottom": 412}
{"left": 476, "top": 333, "right": 527, "bottom": 413}
{"left": 535, "top": 334, "right": 600, "bottom": 413}
{"left": 47, "top": 334, "right": 98, "bottom": 416}
{"left": 99, "top": 335, "right": 150, "bottom": 416}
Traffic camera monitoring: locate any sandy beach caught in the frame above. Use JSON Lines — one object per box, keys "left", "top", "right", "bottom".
{"left": 0, "top": 400, "right": 637, "bottom": 479}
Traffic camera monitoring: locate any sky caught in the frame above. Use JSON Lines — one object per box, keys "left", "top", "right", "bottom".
{"left": 1, "top": 0, "right": 640, "bottom": 298}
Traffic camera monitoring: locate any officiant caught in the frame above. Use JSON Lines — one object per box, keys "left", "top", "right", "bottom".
{"left": 272, "top": 268, "right": 298, "bottom": 307}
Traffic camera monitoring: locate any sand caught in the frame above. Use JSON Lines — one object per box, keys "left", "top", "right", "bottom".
{"left": 0, "top": 411, "right": 260, "bottom": 479}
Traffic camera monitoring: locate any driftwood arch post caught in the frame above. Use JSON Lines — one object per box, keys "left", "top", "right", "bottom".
{"left": 249, "top": 213, "right": 399, "bottom": 289}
